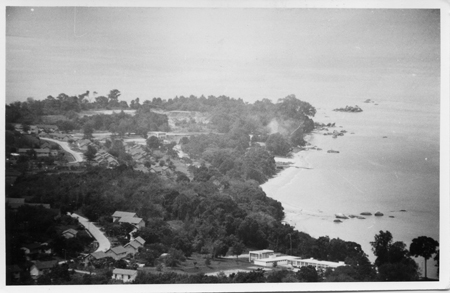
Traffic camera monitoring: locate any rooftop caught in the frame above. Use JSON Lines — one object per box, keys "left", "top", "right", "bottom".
{"left": 119, "top": 217, "right": 143, "bottom": 224}
{"left": 112, "top": 268, "right": 137, "bottom": 276}
{"left": 257, "top": 255, "right": 301, "bottom": 262}
{"left": 112, "top": 211, "right": 137, "bottom": 218}
{"left": 134, "top": 236, "right": 146, "bottom": 245}
{"left": 35, "top": 260, "right": 58, "bottom": 270}
{"left": 249, "top": 249, "right": 274, "bottom": 254}
{"left": 294, "top": 258, "right": 345, "bottom": 267}
{"left": 90, "top": 251, "right": 108, "bottom": 259}
{"left": 63, "top": 228, "right": 78, "bottom": 235}
{"left": 109, "top": 246, "right": 128, "bottom": 255}
{"left": 22, "top": 243, "right": 42, "bottom": 250}
{"left": 6, "top": 198, "right": 25, "bottom": 204}
{"left": 125, "top": 241, "right": 140, "bottom": 250}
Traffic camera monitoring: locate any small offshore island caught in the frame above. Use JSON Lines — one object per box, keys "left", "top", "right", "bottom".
{"left": 333, "top": 105, "right": 363, "bottom": 112}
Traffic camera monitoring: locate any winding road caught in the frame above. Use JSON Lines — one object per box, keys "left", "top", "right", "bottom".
{"left": 70, "top": 213, "right": 111, "bottom": 252}
{"left": 40, "top": 137, "right": 84, "bottom": 163}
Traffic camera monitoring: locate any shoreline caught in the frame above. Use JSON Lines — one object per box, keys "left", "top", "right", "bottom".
{"left": 261, "top": 110, "right": 439, "bottom": 278}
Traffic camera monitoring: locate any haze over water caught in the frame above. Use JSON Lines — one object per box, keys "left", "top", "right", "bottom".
{"left": 6, "top": 8, "right": 439, "bottom": 105}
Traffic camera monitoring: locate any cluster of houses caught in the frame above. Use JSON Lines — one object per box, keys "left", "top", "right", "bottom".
{"left": 39, "top": 132, "right": 73, "bottom": 141}
{"left": 149, "top": 163, "right": 172, "bottom": 176}
{"left": 6, "top": 138, "right": 74, "bottom": 175}
{"left": 248, "top": 250, "right": 345, "bottom": 271}
{"left": 86, "top": 211, "right": 146, "bottom": 263}
{"left": 89, "top": 149, "right": 119, "bottom": 168}
{"left": 8, "top": 231, "right": 83, "bottom": 282}
{"left": 87, "top": 235, "right": 146, "bottom": 263}
{"left": 124, "top": 143, "right": 151, "bottom": 168}
{"left": 6, "top": 197, "right": 51, "bottom": 210}
{"left": 12, "top": 123, "right": 74, "bottom": 141}
{"left": 16, "top": 147, "right": 59, "bottom": 158}
{"left": 9, "top": 140, "right": 61, "bottom": 162}
{"left": 8, "top": 122, "right": 197, "bottom": 178}
{"left": 7, "top": 242, "right": 57, "bottom": 281}
{"left": 11, "top": 124, "right": 59, "bottom": 135}
{"left": 112, "top": 211, "right": 146, "bottom": 229}
{"left": 75, "top": 139, "right": 96, "bottom": 152}
{"left": 123, "top": 142, "right": 178, "bottom": 176}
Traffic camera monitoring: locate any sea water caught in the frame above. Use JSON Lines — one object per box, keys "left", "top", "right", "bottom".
{"left": 261, "top": 97, "right": 440, "bottom": 279}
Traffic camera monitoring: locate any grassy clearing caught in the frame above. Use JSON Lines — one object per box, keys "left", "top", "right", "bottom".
{"left": 139, "top": 253, "right": 262, "bottom": 276}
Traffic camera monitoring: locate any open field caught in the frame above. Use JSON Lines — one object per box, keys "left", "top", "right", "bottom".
{"left": 137, "top": 253, "right": 273, "bottom": 276}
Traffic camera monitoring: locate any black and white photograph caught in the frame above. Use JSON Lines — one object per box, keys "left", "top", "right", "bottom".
{"left": 2, "top": 0, "right": 449, "bottom": 292}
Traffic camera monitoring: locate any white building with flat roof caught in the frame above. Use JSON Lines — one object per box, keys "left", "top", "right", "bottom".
{"left": 248, "top": 249, "right": 275, "bottom": 262}
{"left": 251, "top": 253, "right": 346, "bottom": 270}
{"left": 289, "top": 258, "right": 345, "bottom": 270}
{"left": 253, "top": 255, "right": 301, "bottom": 267}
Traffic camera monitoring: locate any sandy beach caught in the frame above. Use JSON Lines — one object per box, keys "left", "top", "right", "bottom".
{"left": 261, "top": 100, "right": 440, "bottom": 279}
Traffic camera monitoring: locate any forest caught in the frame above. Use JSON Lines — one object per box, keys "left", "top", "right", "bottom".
{"left": 5, "top": 91, "right": 435, "bottom": 284}
{"left": 6, "top": 90, "right": 314, "bottom": 151}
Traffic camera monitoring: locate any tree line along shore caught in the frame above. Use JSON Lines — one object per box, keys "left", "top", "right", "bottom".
{"left": 5, "top": 91, "right": 438, "bottom": 284}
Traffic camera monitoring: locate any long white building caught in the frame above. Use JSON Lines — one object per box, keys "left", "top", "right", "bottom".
{"left": 249, "top": 250, "right": 345, "bottom": 269}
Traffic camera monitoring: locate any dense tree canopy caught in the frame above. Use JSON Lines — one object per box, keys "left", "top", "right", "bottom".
{"left": 409, "top": 236, "right": 439, "bottom": 279}
{"left": 371, "top": 231, "right": 419, "bottom": 281}
{"left": 265, "top": 133, "right": 291, "bottom": 156}
{"left": 8, "top": 91, "right": 415, "bottom": 284}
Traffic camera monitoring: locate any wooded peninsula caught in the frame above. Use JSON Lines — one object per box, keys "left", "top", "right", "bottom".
{"left": 5, "top": 91, "right": 435, "bottom": 284}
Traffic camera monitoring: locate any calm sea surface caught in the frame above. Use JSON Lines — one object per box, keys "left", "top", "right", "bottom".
{"left": 262, "top": 96, "right": 440, "bottom": 278}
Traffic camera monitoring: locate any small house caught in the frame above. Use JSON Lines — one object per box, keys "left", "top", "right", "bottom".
{"left": 30, "top": 260, "right": 58, "bottom": 280}
{"left": 119, "top": 217, "right": 145, "bottom": 229}
{"left": 105, "top": 246, "right": 130, "bottom": 260}
{"left": 112, "top": 211, "right": 137, "bottom": 222}
{"left": 35, "top": 148, "right": 50, "bottom": 157}
{"left": 40, "top": 242, "right": 53, "bottom": 254}
{"left": 17, "top": 148, "right": 32, "bottom": 155}
{"left": 112, "top": 268, "right": 137, "bottom": 283}
{"left": 29, "top": 125, "right": 39, "bottom": 134}
{"left": 134, "top": 236, "right": 146, "bottom": 246}
{"left": 62, "top": 228, "right": 78, "bottom": 239}
{"left": 40, "top": 142, "right": 52, "bottom": 149}
{"left": 21, "top": 243, "right": 43, "bottom": 258}
{"left": 26, "top": 203, "right": 51, "bottom": 209}
{"left": 36, "top": 124, "right": 59, "bottom": 132}
{"left": 124, "top": 240, "right": 143, "bottom": 255}
{"left": 6, "top": 197, "right": 25, "bottom": 209}
{"left": 86, "top": 251, "right": 109, "bottom": 262}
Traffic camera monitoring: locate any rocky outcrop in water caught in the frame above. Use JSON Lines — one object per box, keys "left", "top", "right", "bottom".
{"left": 333, "top": 105, "right": 363, "bottom": 112}
{"left": 335, "top": 213, "right": 349, "bottom": 219}
{"left": 327, "top": 150, "right": 340, "bottom": 154}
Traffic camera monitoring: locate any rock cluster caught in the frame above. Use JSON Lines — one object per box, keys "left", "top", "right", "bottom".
{"left": 323, "top": 130, "right": 346, "bottom": 138}
{"left": 333, "top": 105, "right": 363, "bottom": 112}
{"left": 332, "top": 210, "right": 399, "bottom": 222}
